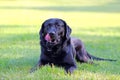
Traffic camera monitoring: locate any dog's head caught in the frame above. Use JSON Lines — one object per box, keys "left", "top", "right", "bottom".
{"left": 40, "top": 18, "right": 71, "bottom": 46}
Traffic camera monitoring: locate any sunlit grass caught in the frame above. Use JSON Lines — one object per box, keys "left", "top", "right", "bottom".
{"left": 0, "top": 9, "right": 120, "bottom": 26}
{"left": 0, "top": 25, "right": 39, "bottom": 35}
{"left": 0, "top": 0, "right": 116, "bottom": 7}
{"left": 0, "top": 0, "right": 120, "bottom": 26}
{"left": 0, "top": 0, "right": 120, "bottom": 80}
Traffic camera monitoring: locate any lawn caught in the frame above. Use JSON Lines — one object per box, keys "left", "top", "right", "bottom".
{"left": 0, "top": 0, "right": 120, "bottom": 80}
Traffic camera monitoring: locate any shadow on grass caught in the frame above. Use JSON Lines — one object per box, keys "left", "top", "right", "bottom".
{"left": 0, "top": 2, "right": 120, "bottom": 13}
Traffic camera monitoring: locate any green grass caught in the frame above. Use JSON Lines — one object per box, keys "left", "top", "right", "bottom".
{"left": 0, "top": 0, "right": 120, "bottom": 80}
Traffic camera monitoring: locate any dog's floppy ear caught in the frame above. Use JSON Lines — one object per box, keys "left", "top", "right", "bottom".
{"left": 65, "top": 25, "right": 71, "bottom": 40}
{"left": 62, "top": 20, "right": 72, "bottom": 40}
{"left": 39, "top": 22, "right": 44, "bottom": 40}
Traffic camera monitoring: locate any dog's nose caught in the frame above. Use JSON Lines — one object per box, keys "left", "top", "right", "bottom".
{"left": 49, "top": 32, "right": 55, "bottom": 37}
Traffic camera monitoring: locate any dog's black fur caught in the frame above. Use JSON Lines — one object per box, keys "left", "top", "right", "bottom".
{"left": 31, "top": 18, "right": 116, "bottom": 73}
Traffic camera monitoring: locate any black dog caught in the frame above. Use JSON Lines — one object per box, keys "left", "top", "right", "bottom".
{"left": 31, "top": 18, "right": 116, "bottom": 73}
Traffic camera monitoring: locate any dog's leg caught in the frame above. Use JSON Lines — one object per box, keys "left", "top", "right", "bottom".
{"left": 72, "top": 38, "right": 92, "bottom": 63}
{"left": 65, "top": 65, "right": 77, "bottom": 74}
{"left": 75, "top": 49, "right": 93, "bottom": 64}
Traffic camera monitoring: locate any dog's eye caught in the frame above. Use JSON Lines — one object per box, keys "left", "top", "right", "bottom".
{"left": 48, "top": 24, "right": 52, "bottom": 26}
{"left": 55, "top": 23, "right": 60, "bottom": 26}
{"left": 57, "top": 24, "right": 60, "bottom": 26}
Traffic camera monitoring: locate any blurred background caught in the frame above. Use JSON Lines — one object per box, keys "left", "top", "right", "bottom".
{"left": 0, "top": 0, "right": 120, "bottom": 26}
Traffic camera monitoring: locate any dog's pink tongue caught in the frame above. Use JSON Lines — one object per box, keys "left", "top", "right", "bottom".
{"left": 45, "top": 34, "right": 51, "bottom": 42}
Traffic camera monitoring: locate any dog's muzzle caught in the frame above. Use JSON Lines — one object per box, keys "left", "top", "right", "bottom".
{"left": 45, "top": 32, "right": 57, "bottom": 43}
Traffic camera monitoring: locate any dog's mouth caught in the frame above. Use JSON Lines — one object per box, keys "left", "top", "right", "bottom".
{"left": 45, "top": 33, "right": 58, "bottom": 44}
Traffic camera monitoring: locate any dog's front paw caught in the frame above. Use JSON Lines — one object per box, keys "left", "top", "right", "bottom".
{"left": 66, "top": 66, "right": 76, "bottom": 74}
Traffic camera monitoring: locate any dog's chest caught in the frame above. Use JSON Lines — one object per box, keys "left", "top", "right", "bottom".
{"left": 45, "top": 50, "right": 66, "bottom": 63}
